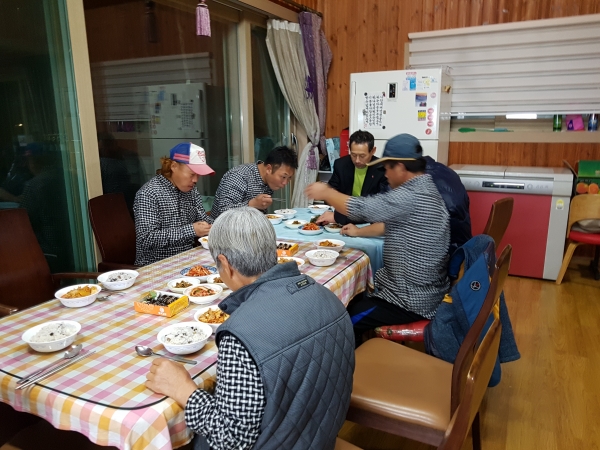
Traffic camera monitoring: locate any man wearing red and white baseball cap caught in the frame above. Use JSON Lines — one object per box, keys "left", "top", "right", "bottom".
{"left": 133, "top": 143, "right": 215, "bottom": 266}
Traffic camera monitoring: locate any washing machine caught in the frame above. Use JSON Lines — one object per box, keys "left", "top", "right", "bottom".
{"left": 451, "top": 165, "right": 573, "bottom": 280}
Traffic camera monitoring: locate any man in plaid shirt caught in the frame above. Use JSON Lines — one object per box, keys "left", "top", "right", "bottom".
{"left": 133, "top": 143, "right": 214, "bottom": 266}
{"left": 210, "top": 147, "right": 297, "bottom": 219}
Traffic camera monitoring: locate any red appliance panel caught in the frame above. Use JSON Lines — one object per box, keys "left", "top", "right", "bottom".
{"left": 468, "top": 191, "right": 551, "bottom": 279}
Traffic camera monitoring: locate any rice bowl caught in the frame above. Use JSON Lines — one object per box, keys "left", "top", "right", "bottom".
{"left": 22, "top": 320, "right": 81, "bottom": 352}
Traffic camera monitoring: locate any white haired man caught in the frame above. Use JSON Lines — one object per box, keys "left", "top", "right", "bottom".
{"left": 145, "top": 207, "right": 355, "bottom": 450}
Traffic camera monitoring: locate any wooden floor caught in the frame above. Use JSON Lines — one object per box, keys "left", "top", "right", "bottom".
{"left": 2, "top": 258, "right": 599, "bottom": 450}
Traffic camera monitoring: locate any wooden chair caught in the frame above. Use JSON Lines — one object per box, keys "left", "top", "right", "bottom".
{"left": 334, "top": 438, "right": 362, "bottom": 450}
{"left": 556, "top": 194, "right": 600, "bottom": 284}
{"left": 347, "top": 245, "right": 512, "bottom": 450}
{"left": 482, "top": 197, "right": 514, "bottom": 249}
{"left": 375, "top": 198, "right": 513, "bottom": 342}
{"left": 88, "top": 193, "right": 138, "bottom": 272}
{"left": 0, "top": 209, "right": 99, "bottom": 316}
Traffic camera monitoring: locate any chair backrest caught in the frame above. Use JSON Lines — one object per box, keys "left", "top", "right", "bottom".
{"left": 565, "top": 194, "right": 600, "bottom": 236}
{"left": 0, "top": 209, "right": 57, "bottom": 309}
{"left": 88, "top": 193, "right": 136, "bottom": 265}
{"left": 438, "top": 314, "right": 502, "bottom": 450}
{"left": 450, "top": 245, "right": 512, "bottom": 413}
{"left": 482, "top": 197, "right": 514, "bottom": 249}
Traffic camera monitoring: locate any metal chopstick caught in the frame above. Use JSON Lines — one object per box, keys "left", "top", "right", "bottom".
{"left": 17, "top": 357, "right": 71, "bottom": 385}
{"left": 17, "top": 351, "right": 96, "bottom": 390}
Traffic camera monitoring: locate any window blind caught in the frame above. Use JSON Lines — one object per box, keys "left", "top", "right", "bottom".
{"left": 91, "top": 53, "right": 212, "bottom": 122}
{"left": 407, "top": 14, "right": 600, "bottom": 117}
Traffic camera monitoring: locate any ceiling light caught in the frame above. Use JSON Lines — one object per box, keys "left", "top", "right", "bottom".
{"left": 506, "top": 113, "right": 537, "bottom": 120}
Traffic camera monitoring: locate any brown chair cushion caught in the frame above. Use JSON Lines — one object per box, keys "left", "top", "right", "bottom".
{"left": 335, "top": 438, "right": 362, "bottom": 450}
{"left": 351, "top": 338, "right": 452, "bottom": 431}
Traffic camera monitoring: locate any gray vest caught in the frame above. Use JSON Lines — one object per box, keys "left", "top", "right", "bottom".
{"left": 216, "top": 263, "right": 355, "bottom": 450}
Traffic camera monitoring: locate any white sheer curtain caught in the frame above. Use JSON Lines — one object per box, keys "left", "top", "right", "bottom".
{"left": 266, "top": 20, "right": 319, "bottom": 208}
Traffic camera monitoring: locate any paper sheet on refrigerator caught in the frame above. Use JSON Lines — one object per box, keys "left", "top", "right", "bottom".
{"left": 363, "top": 92, "right": 384, "bottom": 129}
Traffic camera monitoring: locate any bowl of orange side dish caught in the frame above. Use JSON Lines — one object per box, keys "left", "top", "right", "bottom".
{"left": 193, "top": 306, "right": 230, "bottom": 333}
{"left": 54, "top": 284, "right": 101, "bottom": 308}
{"left": 313, "top": 238, "right": 345, "bottom": 252}
{"left": 184, "top": 284, "right": 223, "bottom": 305}
{"left": 180, "top": 265, "right": 218, "bottom": 282}
{"left": 298, "top": 223, "right": 323, "bottom": 236}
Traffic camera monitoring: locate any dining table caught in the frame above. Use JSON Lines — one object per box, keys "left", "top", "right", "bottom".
{"left": 0, "top": 242, "right": 372, "bottom": 450}
{"left": 272, "top": 208, "right": 385, "bottom": 274}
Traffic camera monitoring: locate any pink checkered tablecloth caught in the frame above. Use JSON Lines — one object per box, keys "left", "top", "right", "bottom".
{"left": 0, "top": 244, "right": 371, "bottom": 450}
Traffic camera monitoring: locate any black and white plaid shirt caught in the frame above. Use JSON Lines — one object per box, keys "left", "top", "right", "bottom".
{"left": 211, "top": 163, "right": 273, "bottom": 219}
{"left": 133, "top": 175, "right": 212, "bottom": 266}
{"left": 347, "top": 174, "right": 450, "bottom": 319}
{"left": 185, "top": 334, "right": 265, "bottom": 449}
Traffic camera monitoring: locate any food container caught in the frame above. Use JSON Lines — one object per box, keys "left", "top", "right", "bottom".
{"left": 22, "top": 320, "right": 81, "bottom": 353}
{"left": 184, "top": 284, "right": 223, "bottom": 305}
{"left": 277, "top": 256, "right": 305, "bottom": 268}
{"left": 55, "top": 284, "right": 101, "bottom": 308}
{"left": 308, "top": 204, "right": 330, "bottom": 215}
{"left": 193, "top": 306, "right": 229, "bottom": 333}
{"left": 313, "top": 238, "right": 345, "bottom": 252}
{"left": 305, "top": 249, "right": 339, "bottom": 267}
{"left": 276, "top": 240, "right": 299, "bottom": 257}
{"left": 134, "top": 290, "right": 189, "bottom": 317}
{"left": 167, "top": 277, "right": 201, "bottom": 294}
{"left": 324, "top": 223, "right": 343, "bottom": 233}
{"left": 275, "top": 209, "right": 297, "bottom": 219}
{"left": 266, "top": 214, "right": 283, "bottom": 225}
{"left": 97, "top": 270, "right": 139, "bottom": 291}
{"left": 206, "top": 274, "right": 228, "bottom": 289}
{"left": 298, "top": 225, "right": 324, "bottom": 236}
{"left": 199, "top": 237, "right": 209, "bottom": 250}
{"left": 284, "top": 219, "right": 308, "bottom": 229}
{"left": 180, "top": 265, "right": 218, "bottom": 282}
{"left": 157, "top": 322, "right": 212, "bottom": 355}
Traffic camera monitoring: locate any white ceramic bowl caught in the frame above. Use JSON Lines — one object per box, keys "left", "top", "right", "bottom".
{"left": 274, "top": 209, "right": 297, "bottom": 219}
{"left": 22, "top": 320, "right": 81, "bottom": 353}
{"left": 193, "top": 306, "right": 229, "bottom": 333}
{"left": 184, "top": 283, "right": 224, "bottom": 305}
{"left": 266, "top": 214, "right": 283, "bottom": 225}
{"left": 199, "top": 236, "right": 209, "bottom": 250}
{"left": 206, "top": 274, "right": 228, "bottom": 289}
{"left": 277, "top": 256, "right": 306, "bottom": 268}
{"left": 284, "top": 219, "right": 308, "bottom": 229}
{"left": 298, "top": 226, "right": 324, "bottom": 236}
{"left": 308, "top": 204, "right": 330, "bottom": 215}
{"left": 157, "top": 322, "right": 212, "bottom": 355}
{"left": 313, "top": 238, "right": 345, "bottom": 252}
{"left": 180, "top": 265, "right": 218, "bottom": 282}
{"left": 55, "top": 284, "right": 101, "bottom": 308}
{"left": 97, "top": 270, "right": 139, "bottom": 291}
{"left": 167, "top": 277, "right": 201, "bottom": 294}
{"left": 324, "top": 223, "right": 343, "bottom": 233}
{"left": 305, "top": 249, "right": 339, "bottom": 267}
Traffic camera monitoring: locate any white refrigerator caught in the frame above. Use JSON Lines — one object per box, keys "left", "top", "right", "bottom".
{"left": 349, "top": 68, "right": 452, "bottom": 164}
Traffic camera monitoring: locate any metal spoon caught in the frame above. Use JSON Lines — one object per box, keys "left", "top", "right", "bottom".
{"left": 18, "top": 344, "right": 83, "bottom": 385}
{"left": 135, "top": 345, "right": 197, "bottom": 365}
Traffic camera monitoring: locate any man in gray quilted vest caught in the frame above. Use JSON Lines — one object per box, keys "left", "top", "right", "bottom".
{"left": 146, "top": 207, "right": 355, "bottom": 450}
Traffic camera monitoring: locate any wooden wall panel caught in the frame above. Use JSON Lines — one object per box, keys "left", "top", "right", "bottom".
{"left": 448, "top": 142, "right": 600, "bottom": 168}
{"left": 295, "top": 0, "right": 600, "bottom": 167}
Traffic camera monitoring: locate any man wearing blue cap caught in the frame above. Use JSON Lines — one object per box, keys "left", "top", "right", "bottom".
{"left": 305, "top": 134, "right": 451, "bottom": 346}
{"left": 134, "top": 143, "right": 215, "bottom": 266}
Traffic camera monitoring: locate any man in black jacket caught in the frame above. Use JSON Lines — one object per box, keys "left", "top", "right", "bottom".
{"left": 316, "top": 130, "right": 387, "bottom": 226}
